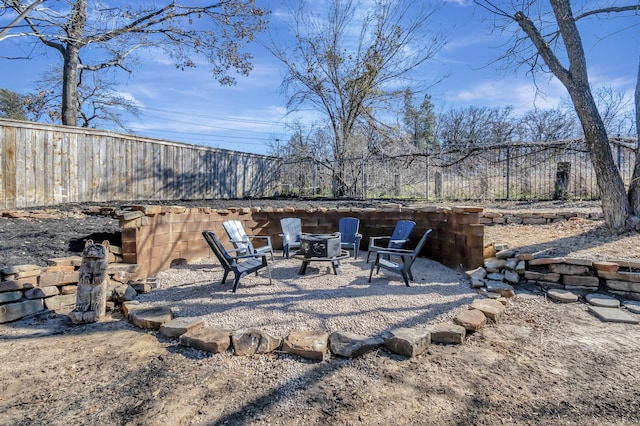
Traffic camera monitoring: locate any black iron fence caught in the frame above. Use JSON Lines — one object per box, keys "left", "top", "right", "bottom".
{"left": 278, "top": 138, "right": 637, "bottom": 200}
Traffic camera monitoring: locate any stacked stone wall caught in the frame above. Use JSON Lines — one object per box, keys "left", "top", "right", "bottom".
{"left": 480, "top": 210, "right": 603, "bottom": 225}
{"left": 0, "top": 253, "right": 147, "bottom": 324}
{"left": 473, "top": 246, "right": 640, "bottom": 302}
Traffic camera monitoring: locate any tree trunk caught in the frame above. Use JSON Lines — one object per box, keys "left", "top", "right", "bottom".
{"left": 568, "top": 83, "right": 631, "bottom": 229}
{"left": 61, "top": 0, "right": 87, "bottom": 127}
{"left": 62, "top": 45, "right": 80, "bottom": 126}
{"left": 628, "top": 57, "right": 640, "bottom": 216}
{"left": 515, "top": 0, "right": 634, "bottom": 230}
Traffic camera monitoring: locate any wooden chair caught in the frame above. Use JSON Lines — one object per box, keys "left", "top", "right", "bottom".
{"left": 366, "top": 220, "right": 416, "bottom": 263}
{"left": 202, "top": 231, "right": 272, "bottom": 293}
{"left": 279, "top": 217, "right": 302, "bottom": 259}
{"left": 368, "top": 229, "right": 432, "bottom": 287}
{"left": 223, "top": 219, "right": 274, "bottom": 261}
{"left": 339, "top": 217, "right": 363, "bottom": 258}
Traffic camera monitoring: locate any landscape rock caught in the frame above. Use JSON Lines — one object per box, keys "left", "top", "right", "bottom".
{"left": 592, "top": 261, "right": 619, "bottom": 273}
{"left": 547, "top": 289, "right": 579, "bottom": 303}
{"left": 454, "top": 309, "right": 487, "bottom": 331}
{"left": 47, "top": 256, "right": 83, "bottom": 267}
{"left": 484, "top": 258, "right": 506, "bottom": 271}
{"left": 0, "top": 291, "right": 23, "bottom": 304}
{"left": 0, "top": 280, "right": 35, "bottom": 293}
{"left": 38, "top": 270, "right": 80, "bottom": 287}
{"left": 604, "top": 280, "right": 640, "bottom": 293}
{"left": 565, "top": 258, "right": 593, "bottom": 267}
{"left": 383, "top": 327, "right": 431, "bottom": 358}
{"left": 59, "top": 285, "right": 77, "bottom": 295}
{"left": 529, "top": 257, "right": 566, "bottom": 266}
{"left": 524, "top": 271, "right": 561, "bottom": 282}
{"left": 486, "top": 272, "right": 504, "bottom": 281}
{"left": 160, "top": 317, "right": 205, "bottom": 338}
{"left": 504, "top": 258, "right": 519, "bottom": 270}
{"left": 232, "top": 328, "right": 281, "bottom": 355}
{"left": 485, "top": 280, "right": 515, "bottom": 298}
{"left": 1, "top": 264, "right": 41, "bottom": 277}
{"left": 0, "top": 299, "right": 44, "bottom": 323}
{"left": 562, "top": 275, "right": 599, "bottom": 287}
{"left": 623, "top": 301, "right": 640, "bottom": 314}
{"left": 44, "top": 294, "right": 77, "bottom": 310}
{"left": 585, "top": 293, "right": 620, "bottom": 308}
{"left": 470, "top": 299, "right": 505, "bottom": 322}
{"left": 465, "top": 266, "right": 486, "bottom": 281}
{"left": 24, "top": 286, "right": 60, "bottom": 299}
{"left": 121, "top": 300, "right": 143, "bottom": 317}
{"left": 180, "top": 326, "right": 231, "bottom": 353}
{"left": 588, "top": 306, "right": 639, "bottom": 324}
{"left": 549, "top": 264, "right": 589, "bottom": 275}
{"left": 282, "top": 331, "right": 329, "bottom": 361}
{"left": 427, "top": 323, "right": 466, "bottom": 344}
{"left": 504, "top": 270, "right": 520, "bottom": 284}
{"left": 470, "top": 278, "right": 485, "bottom": 288}
{"left": 129, "top": 306, "right": 173, "bottom": 329}
{"left": 329, "top": 331, "right": 384, "bottom": 358}
{"left": 496, "top": 249, "right": 516, "bottom": 259}
{"left": 111, "top": 284, "right": 138, "bottom": 303}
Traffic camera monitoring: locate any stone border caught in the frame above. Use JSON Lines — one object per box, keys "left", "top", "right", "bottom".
{"left": 480, "top": 210, "right": 603, "bottom": 225}
{"left": 122, "top": 296, "right": 507, "bottom": 361}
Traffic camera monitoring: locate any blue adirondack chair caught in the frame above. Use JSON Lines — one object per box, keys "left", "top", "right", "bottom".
{"left": 338, "top": 217, "right": 362, "bottom": 258}
{"left": 366, "top": 220, "right": 416, "bottom": 263}
{"left": 279, "top": 217, "right": 302, "bottom": 259}
{"left": 368, "top": 229, "right": 433, "bottom": 286}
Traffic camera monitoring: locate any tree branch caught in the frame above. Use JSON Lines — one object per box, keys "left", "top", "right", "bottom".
{"left": 575, "top": 5, "right": 640, "bottom": 21}
{"left": 0, "top": 0, "right": 43, "bottom": 40}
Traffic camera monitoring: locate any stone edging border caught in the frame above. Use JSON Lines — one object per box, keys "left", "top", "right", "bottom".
{"left": 121, "top": 296, "right": 507, "bottom": 361}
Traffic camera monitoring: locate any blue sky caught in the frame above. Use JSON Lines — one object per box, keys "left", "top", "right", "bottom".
{"left": 0, "top": 0, "right": 638, "bottom": 155}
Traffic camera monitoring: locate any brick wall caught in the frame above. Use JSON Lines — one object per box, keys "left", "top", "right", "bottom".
{"left": 118, "top": 205, "right": 485, "bottom": 277}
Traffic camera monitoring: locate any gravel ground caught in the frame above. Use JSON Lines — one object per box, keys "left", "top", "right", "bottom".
{"left": 142, "top": 255, "right": 475, "bottom": 336}
{"left": 3, "top": 199, "right": 640, "bottom": 425}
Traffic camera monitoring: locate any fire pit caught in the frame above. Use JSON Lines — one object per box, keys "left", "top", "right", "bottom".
{"left": 295, "top": 232, "right": 349, "bottom": 275}
{"left": 299, "top": 232, "right": 341, "bottom": 258}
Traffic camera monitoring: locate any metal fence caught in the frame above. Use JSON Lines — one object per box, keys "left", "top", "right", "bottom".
{"left": 278, "top": 139, "right": 638, "bottom": 200}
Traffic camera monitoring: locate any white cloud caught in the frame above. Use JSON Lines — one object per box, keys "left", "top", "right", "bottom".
{"left": 444, "top": 77, "right": 566, "bottom": 113}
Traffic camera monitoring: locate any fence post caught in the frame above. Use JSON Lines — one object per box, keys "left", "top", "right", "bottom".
{"left": 506, "top": 146, "right": 511, "bottom": 199}
{"left": 617, "top": 143, "right": 621, "bottom": 169}
{"left": 361, "top": 155, "right": 366, "bottom": 199}
{"left": 425, "top": 149, "right": 430, "bottom": 200}
{"left": 312, "top": 160, "right": 317, "bottom": 197}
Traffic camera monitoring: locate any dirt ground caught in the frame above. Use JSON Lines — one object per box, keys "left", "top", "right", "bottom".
{"left": 1, "top": 199, "right": 640, "bottom": 425}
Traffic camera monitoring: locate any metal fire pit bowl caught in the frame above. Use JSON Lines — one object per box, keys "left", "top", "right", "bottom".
{"left": 299, "top": 232, "right": 341, "bottom": 258}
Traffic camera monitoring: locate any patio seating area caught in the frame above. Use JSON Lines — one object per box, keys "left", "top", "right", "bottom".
{"left": 140, "top": 251, "right": 476, "bottom": 337}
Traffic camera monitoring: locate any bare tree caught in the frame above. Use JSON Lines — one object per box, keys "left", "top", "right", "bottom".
{"left": 270, "top": 0, "right": 446, "bottom": 196}
{"left": 593, "top": 86, "right": 636, "bottom": 137}
{"left": 438, "top": 105, "right": 516, "bottom": 150}
{"left": 476, "top": 0, "right": 640, "bottom": 230}
{"left": 1, "top": 1, "right": 268, "bottom": 127}
{"left": 517, "top": 107, "right": 579, "bottom": 142}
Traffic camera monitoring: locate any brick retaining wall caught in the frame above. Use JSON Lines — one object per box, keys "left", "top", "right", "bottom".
{"left": 117, "top": 205, "right": 485, "bottom": 277}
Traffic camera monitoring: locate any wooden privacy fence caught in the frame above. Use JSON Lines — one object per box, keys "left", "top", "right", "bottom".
{"left": 0, "top": 119, "right": 281, "bottom": 209}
